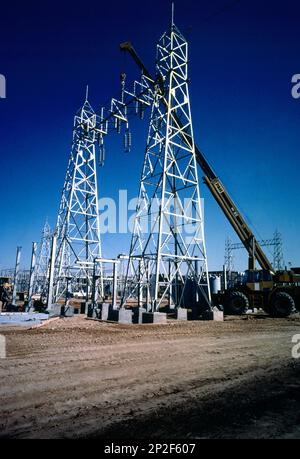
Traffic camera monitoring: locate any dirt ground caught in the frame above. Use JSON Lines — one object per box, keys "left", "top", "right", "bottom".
{"left": 0, "top": 315, "right": 300, "bottom": 439}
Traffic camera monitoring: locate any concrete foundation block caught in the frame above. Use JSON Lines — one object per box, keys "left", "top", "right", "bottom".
{"left": 175, "top": 308, "right": 188, "bottom": 321}
{"left": 213, "top": 309, "right": 224, "bottom": 321}
{"left": 47, "top": 304, "right": 62, "bottom": 317}
{"left": 138, "top": 307, "right": 147, "bottom": 324}
{"left": 118, "top": 308, "right": 133, "bottom": 324}
{"left": 142, "top": 312, "right": 167, "bottom": 324}
{"left": 108, "top": 308, "right": 119, "bottom": 321}
{"left": 64, "top": 306, "right": 74, "bottom": 317}
{"left": 101, "top": 303, "right": 111, "bottom": 321}
{"left": 202, "top": 308, "right": 224, "bottom": 321}
{"left": 132, "top": 307, "right": 146, "bottom": 324}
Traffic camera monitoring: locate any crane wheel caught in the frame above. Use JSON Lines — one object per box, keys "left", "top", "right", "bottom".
{"left": 269, "top": 292, "right": 296, "bottom": 318}
{"left": 225, "top": 291, "right": 249, "bottom": 315}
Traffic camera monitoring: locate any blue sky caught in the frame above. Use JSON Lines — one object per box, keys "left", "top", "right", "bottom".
{"left": 0, "top": 0, "right": 299, "bottom": 272}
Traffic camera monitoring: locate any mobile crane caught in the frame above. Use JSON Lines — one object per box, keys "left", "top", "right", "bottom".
{"left": 120, "top": 41, "right": 300, "bottom": 317}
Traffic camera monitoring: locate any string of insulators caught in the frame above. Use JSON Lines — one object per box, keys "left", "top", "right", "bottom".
{"left": 99, "top": 137, "right": 105, "bottom": 167}
{"left": 115, "top": 117, "right": 121, "bottom": 134}
{"left": 120, "top": 72, "right": 126, "bottom": 104}
{"left": 124, "top": 127, "right": 132, "bottom": 153}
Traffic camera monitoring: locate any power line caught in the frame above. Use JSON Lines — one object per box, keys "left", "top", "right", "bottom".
{"left": 203, "top": 0, "right": 243, "bottom": 23}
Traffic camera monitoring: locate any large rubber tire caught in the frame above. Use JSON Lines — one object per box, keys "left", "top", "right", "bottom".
{"left": 269, "top": 292, "right": 296, "bottom": 318}
{"left": 225, "top": 291, "right": 249, "bottom": 315}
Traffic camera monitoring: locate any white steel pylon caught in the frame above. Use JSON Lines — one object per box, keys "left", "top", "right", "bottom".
{"left": 53, "top": 94, "right": 103, "bottom": 302}
{"left": 34, "top": 219, "right": 51, "bottom": 299}
{"left": 123, "top": 18, "right": 211, "bottom": 312}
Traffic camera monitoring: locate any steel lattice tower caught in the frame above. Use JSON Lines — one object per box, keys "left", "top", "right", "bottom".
{"left": 53, "top": 94, "right": 102, "bottom": 302}
{"left": 273, "top": 229, "right": 285, "bottom": 271}
{"left": 34, "top": 220, "right": 52, "bottom": 299}
{"left": 224, "top": 237, "right": 234, "bottom": 273}
{"left": 225, "top": 230, "right": 285, "bottom": 272}
{"left": 123, "top": 18, "right": 211, "bottom": 312}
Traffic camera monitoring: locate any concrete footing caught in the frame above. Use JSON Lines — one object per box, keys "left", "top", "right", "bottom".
{"left": 62, "top": 306, "right": 74, "bottom": 317}
{"left": 47, "top": 304, "right": 74, "bottom": 317}
{"left": 108, "top": 308, "right": 119, "bottom": 321}
{"left": 47, "top": 304, "right": 61, "bottom": 317}
{"left": 175, "top": 308, "right": 188, "bottom": 321}
{"left": 202, "top": 308, "right": 224, "bottom": 321}
{"left": 138, "top": 307, "right": 147, "bottom": 324}
{"left": 118, "top": 308, "right": 133, "bottom": 324}
{"left": 92, "top": 305, "right": 225, "bottom": 324}
{"left": 99, "top": 305, "right": 133, "bottom": 324}
{"left": 132, "top": 307, "right": 147, "bottom": 324}
{"left": 101, "top": 303, "right": 111, "bottom": 321}
{"left": 142, "top": 312, "right": 167, "bottom": 324}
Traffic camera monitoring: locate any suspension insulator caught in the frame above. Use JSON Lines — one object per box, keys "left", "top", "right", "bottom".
{"left": 124, "top": 129, "right": 132, "bottom": 153}
{"left": 115, "top": 118, "right": 121, "bottom": 134}
{"left": 120, "top": 73, "right": 126, "bottom": 103}
{"left": 99, "top": 143, "right": 105, "bottom": 167}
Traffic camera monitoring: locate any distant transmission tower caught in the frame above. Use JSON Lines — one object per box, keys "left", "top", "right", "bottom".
{"left": 122, "top": 15, "right": 211, "bottom": 311}
{"left": 34, "top": 219, "right": 51, "bottom": 299}
{"left": 53, "top": 93, "right": 103, "bottom": 302}
{"left": 225, "top": 229, "right": 285, "bottom": 272}
{"left": 273, "top": 229, "right": 285, "bottom": 271}
{"left": 224, "top": 237, "right": 234, "bottom": 272}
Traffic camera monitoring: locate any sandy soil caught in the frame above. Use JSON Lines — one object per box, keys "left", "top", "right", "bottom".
{"left": 0, "top": 315, "right": 300, "bottom": 439}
